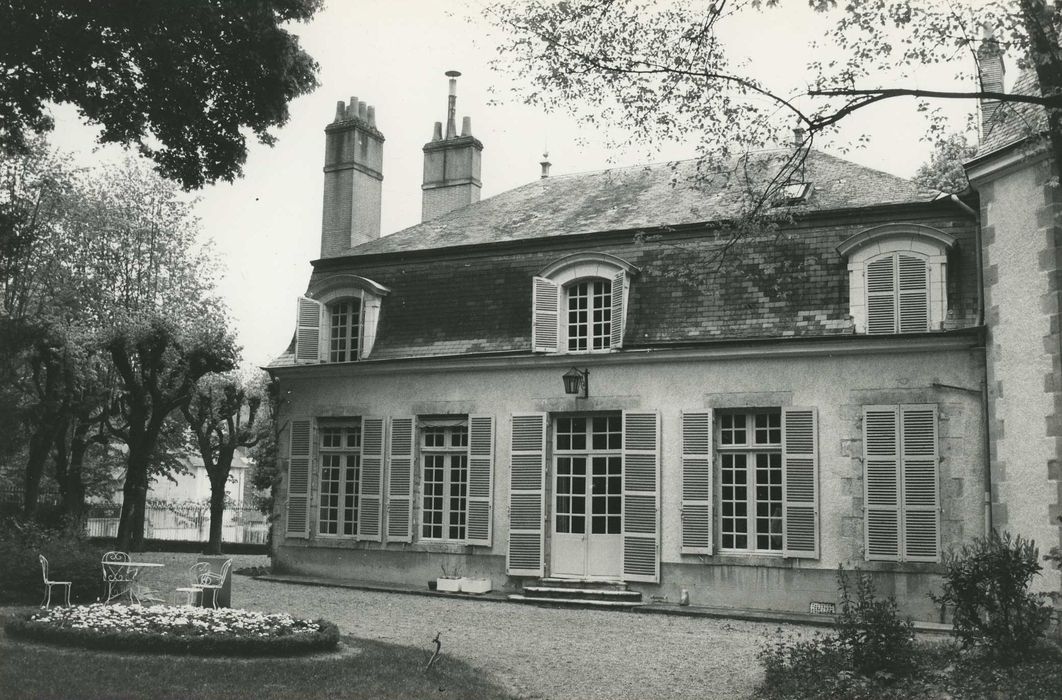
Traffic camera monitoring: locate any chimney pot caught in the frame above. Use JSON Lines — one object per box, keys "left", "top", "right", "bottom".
{"left": 346, "top": 96, "right": 358, "bottom": 120}
{"left": 793, "top": 126, "right": 806, "bottom": 148}
{"left": 334, "top": 101, "right": 346, "bottom": 122}
{"left": 432, "top": 122, "right": 443, "bottom": 141}
{"left": 367, "top": 105, "right": 376, "bottom": 128}
{"left": 358, "top": 101, "right": 367, "bottom": 120}
{"left": 461, "top": 116, "right": 472, "bottom": 137}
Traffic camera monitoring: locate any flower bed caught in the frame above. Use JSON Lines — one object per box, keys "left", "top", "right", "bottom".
{"left": 4, "top": 604, "right": 339, "bottom": 656}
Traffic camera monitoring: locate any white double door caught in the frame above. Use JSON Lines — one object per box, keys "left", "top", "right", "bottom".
{"left": 550, "top": 451, "right": 623, "bottom": 579}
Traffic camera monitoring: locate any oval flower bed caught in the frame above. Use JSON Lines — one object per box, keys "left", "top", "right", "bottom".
{"left": 4, "top": 604, "right": 339, "bottom": 656}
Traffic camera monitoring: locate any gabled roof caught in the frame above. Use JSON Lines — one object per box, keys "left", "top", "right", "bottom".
{"left": 978, "top": 69, "right": 1047, "bottom": 157}
{"left": 338, "top": 149, "right": 939, "bottom": 258}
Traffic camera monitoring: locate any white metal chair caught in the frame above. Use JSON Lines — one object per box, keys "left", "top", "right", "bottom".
{"left": 39, "top": 554, "right": 72, "bottom": 608}
{"left": 101, "top": 551, "right": 134, "bottom": 603}
{"left": 193, "top": 559, "right": 232, "bottom": 609}
{"left": 173, "top": 562, "right": 210, "bottom": 606}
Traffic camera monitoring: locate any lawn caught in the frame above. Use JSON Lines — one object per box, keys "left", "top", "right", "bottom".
{"left": 0, "top": 618, "right": 515, "bottom": 700}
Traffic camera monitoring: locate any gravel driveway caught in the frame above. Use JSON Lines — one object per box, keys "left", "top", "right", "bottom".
{"left": 212, "top": 564, "right": 789, "bottom": 699}
{"left": 131, "top": 553, "right": 797, "bottom": 699}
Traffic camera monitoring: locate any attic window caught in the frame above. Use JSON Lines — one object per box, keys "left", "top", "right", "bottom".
{"left": 293, "top": 275, "right": 389, "bottom": 363}
{"left": 774, "top": 182, "right": 812, "bottom": 206}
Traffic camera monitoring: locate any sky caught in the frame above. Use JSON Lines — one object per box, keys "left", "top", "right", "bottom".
{"left": 47, "top": 0, "right": 982, "bottom": 368}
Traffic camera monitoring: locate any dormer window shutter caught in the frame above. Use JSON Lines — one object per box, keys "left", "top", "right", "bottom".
{"left": 295, "top": 296, "right": 324, "bottom": 362}
{"left": 531, "top": 277, "right": 559, "bottom": 352}
{"left": 610, "top": 270, "right": 626, "bottom": 349}
{"left": 865, "top": 257, "right": 896, "bottom": 335}
{"left": 897, "top": 254, "right": 929, "bottom": 333}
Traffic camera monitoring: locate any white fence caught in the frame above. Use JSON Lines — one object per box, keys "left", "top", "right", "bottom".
{"left": 85, "top": 503, "right": 269, "bottom": 544}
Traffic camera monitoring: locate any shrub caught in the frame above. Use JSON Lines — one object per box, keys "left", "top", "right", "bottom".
{"left": 757, "top": 630, "right": 854, "bottom": 699}
{"left": 836, "top": 565, "right": 915, "bottom": 677}
{"left": 0, "top": 516, "right": 109, "bottom": 605}
{"left": 932, "top": 529, "right": 1052, "bottom": 660}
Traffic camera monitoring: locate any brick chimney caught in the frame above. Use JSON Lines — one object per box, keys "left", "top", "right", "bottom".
{"left": 320, "top": 96, "right": 384, "bottom": 257}
{"left": 976, "top": 27, "right": 1005, "bottom": 143}
{"left": 421, "top": 71, "right": 483, "bottom": 222}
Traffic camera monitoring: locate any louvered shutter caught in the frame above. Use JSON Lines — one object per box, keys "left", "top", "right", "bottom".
{"left": 681, "top": 410, "right": 713, "bottom": 554}
{"left": 357, "top": 417, "right": 385, "bottom": 541}
{"left": 295, "top": 296, "right": 324, "bottom": 362}
{"left": 361, "top": 296, "right": 382, "bottom": 358}
{"left": 285, "top": 419, "right": 312, "bottom": 538}
{"left": 531, "top": 277, "right": 559, "bottom": 352}
{"left": 897, "top": 254, "right": 929, "bottom": 333}
{"left": 865, "top": 256, "right": 896, "bottom": 335}
{"left": 864, "top": 406, "right": 901, "bottom": 561}
{"left": 610, "top": 270, "right": 626, "bottom": 349}
{"left": 782, "top": 407, "right": 819, "bottom": 558}
{"left": 507, "top": 414, "right": 546, "bottom": 576}
{"left": 466, "top": 415, "right": 495, "bottom": 546}
{"left": 386, "top": 417, "right": 415, "bottom": 543}
{"left": 901, "top": 405, "right": 939, "bottom": 561}
{"left": 622, "top": 411, "right": 660, "bottom": 582}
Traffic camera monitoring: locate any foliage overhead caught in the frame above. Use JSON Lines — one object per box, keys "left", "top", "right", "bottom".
{"left": 913, "top": 132, "right": 978, "bottom": 193}
{"left": 484, "top": 0, "right": 1062, "bottom": 200}
{"left": 0, "top": 0, "right": 322, "bottom": 189}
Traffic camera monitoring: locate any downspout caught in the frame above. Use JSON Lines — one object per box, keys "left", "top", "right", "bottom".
{"left": 950, "top": 193, "right": 992, "bottom": 537}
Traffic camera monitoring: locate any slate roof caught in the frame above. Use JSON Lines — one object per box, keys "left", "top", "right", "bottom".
{"left": 339, "top": 149, "right": 940, "bottom": 258}
{"left": 978, "top": 69, "right": 1047, "bottom": 156}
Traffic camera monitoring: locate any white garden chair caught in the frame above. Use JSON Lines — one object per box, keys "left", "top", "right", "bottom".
{"left": 39, "top": 554, "right": 71, "bottom": 608}
{"left": 173, "top": 562, "right": 210, "bottom": 606}
{"left": 101, "top": 551, "right": 134, "bottom": 603}
{"left": 193, "top": 559, "right": 232, "bottom": 609}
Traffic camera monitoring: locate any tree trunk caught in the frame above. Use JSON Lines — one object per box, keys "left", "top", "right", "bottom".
{"left": 22, "top": 424, "right": 54, "bottom": 517}
{"left": 207, "top": 479, "right": 226, "bottom": 554}
{"left": 117, "top": 433, "right": 152, "bottom": 551}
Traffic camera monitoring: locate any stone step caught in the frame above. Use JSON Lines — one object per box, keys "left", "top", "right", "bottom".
{"left": 507, "top": 593, "right": 644, "bottom": 609}
{"left": 521, "top": 586, "right": 643, "bottom": 602}
{"left": 536, "top": 577, "right": 630, "bottom": 590}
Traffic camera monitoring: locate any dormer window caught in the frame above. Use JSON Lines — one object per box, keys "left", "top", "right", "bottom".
{"left": 837, "top": 224, "right": 957, "bottom": 335}
{"left": 531, "top": 253, "right": 639, "bottom": 354}
{"left": 566, "top": 278, "right": 612, "bottom": 351}
{"left": 328, "top": 299, "right": 361, "bottom": 362}
{"left": 293, "top": 275, "right": 389, "bottom": 363}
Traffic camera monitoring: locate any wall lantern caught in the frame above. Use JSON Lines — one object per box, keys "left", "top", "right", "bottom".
{"left": 562, "top": 367, "right": 589, "bottom": 398}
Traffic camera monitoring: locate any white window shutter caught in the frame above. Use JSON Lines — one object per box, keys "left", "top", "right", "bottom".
{"left": 357, "top": 417, "right": 385, "bottom": 542}
{"left": 285, "top": 419, "right": 312, "bottom": 538}
{"left": 622, "top": 410, "right": 660, "bottom": 583}
{"left": 610, "top": 270, "right": 626, "bottom": 349}
{"left": 531, "top": 277, "right": 559, "bottom": 352}
{"left": 901, "top": 404, "right": 940, "bottom": 562}
{"left": 680, "top": 410, "right": 713, "bottom": 554}
{"left": 466, "top": 415, "right": 495, "bottom": 546}
{"left": 361, "top": 296, "right": 381, "bottom": 359}
{"left": 385, "top": 417, "right": 415, "bottom": 543}
{"left": 782, "top": 407, "right": 819, "bottom": 559}
{"left": 294, "top": 296, "right": 324, "bottom": 363}
{"left": 865, "top": 256, "right": 896, "bottom": 335}
{"left": 864, "top": 406, "right": 901, "bottom": 561}
{"left": 507, "top": 414, "right": 546, "bottom": 576}
{"left": 897, "top": 254, "right": 929, "bottom": 333}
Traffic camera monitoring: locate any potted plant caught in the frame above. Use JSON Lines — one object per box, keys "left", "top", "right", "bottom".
{"left": 458, "top": 576, "right": 492, "bottom": 594}
{"left": 435, "top": 565, "right": 462, "bottom": 593}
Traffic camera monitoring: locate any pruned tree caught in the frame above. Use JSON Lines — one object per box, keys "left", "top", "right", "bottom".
{"left": 484, "top": 0, "right": 1062, "bottom": 201}
{"left": 182, "top": 371, "right": 265, "bottom": 554}
{"left": 107, "top": 315, "right": 238, "bottom": 551}
{"left": 0, "top": 0, "right": 322, "bottom": 189}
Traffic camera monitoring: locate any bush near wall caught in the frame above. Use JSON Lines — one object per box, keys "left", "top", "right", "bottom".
{"left": 0, "top": 518, "right": 108, "bottom": 605}
{"left": 86, "top": 538, "right": 268, "bottom": 556}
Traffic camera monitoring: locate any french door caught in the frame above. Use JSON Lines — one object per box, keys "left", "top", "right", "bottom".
{"left": 551, "top": 415, "right": 622, "bottom": 579}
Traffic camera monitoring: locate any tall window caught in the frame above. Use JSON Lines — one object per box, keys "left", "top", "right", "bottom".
{"left": 718, "top": 410, "right": 782, "bottom": 552}
{"left": 318, "top": 424, "right": 361, "bottom": 536}
{"left": 421, "top": 425, "right": 469, "bottom": 540}
{"left": 328, "top": 299, "right": 361, "bottom": 362}
{"left": 554, "top": 415, "right": 622, "bottom": 536}
{"left": 566, "top": 279, "right": 612, "bottom": 351}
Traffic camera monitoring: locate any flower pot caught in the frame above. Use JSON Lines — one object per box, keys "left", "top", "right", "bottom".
{"left": 436, "top": 577, "right": 462, "bottom": 593}
{"left": 459, "top": 577, "right": 492, "bottom": 594}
